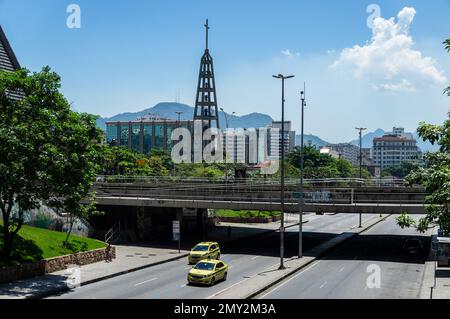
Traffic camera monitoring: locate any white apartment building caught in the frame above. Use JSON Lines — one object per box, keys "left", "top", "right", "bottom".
{"left": 372, "top": 127, "right": 423, "bottom": 170}
{"left": 327, "top": 143, "right": 360, "bottom": 166}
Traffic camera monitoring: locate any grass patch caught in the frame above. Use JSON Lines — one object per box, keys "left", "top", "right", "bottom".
{"left": 0, "top": 223, "right": 106, "bottom": 267}
{"left": 215, "top": 210, "right": 281, "bottom": 218}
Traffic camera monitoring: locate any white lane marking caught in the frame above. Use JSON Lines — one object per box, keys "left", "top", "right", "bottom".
{"left": 258, "top": 261, "right": 321, "bottom": 299}
{"left": 134, "top": 278, "right": 158, "bottom": 287}
{"left": 251, "top": 256, "right": 260, "bottom": 260}
{"left": 207, "top": 261, "right": 281, "bottom": 299}
{"left": 180, "top": 284, "right": 187, "bottom": 288}
{"left": 339, "top": 267, "right": 345, "bottom": 272}
{"left": 319, "top": 281, "right": 328, "bottom": 289}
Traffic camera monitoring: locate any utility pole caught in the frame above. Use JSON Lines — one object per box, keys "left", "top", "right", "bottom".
{"left": 299, "top": 83, "right": 306, "bottom": 259}
{"left": 273, "top": 74, "right": 295, "bottom": 270}
{"left": 356, "top": 127, "right": 367, "bottom": 228}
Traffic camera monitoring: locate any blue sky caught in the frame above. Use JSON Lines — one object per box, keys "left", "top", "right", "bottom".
{"left": 1, "top": 0, "right": 449, "bottom": 142}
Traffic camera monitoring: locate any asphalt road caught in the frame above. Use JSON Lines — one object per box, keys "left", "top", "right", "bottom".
{"left": 259, "top": 215, "right": 431, "bottom": 299}
{"left": 50, "top": 213, "right": 377, "bottom": 299}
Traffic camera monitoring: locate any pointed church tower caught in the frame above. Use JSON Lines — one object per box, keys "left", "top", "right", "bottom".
{"left": 0, "top": 25, "right": 21, "bottom": 71}
{"left": 193, "top": 19, "right": 220, "bottom": 130}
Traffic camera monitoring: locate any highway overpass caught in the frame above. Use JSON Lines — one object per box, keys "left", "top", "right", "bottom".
{"left": 92, "top": 177, "right": 427, "bottom": 215}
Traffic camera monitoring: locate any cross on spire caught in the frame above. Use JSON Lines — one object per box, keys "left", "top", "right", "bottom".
{"left": 205, "top": 19, "right": 210, "bottom": 50}
{"left": 194, "top": 19, "right": 220, "bottom": 129}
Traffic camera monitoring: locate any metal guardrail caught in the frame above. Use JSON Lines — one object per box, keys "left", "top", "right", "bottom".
{"left": 92, "top": 184, "right": 426, "bottom": 206}
{"left": 96, "top": 176, "right": 412, "bottom": 188}
{"left": 105, "top": 220, "right": 121, "bottom": 243}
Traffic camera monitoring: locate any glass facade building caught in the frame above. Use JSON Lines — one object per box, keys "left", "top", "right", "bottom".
{"left": 105, "top": 120, "right": 289, "bottom": 165}
{"left": 106, "top": 120, "right": 195, "bottom": 154}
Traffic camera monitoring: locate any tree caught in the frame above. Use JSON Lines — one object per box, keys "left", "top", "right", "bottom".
{"left": 287, "top": 146, "right": 371, "bottom": 179}
{"left": 398, "top": 39, "right": 450, "bottom": 235}
{"left": 0, "top": 67, "right": 103, "bottom": 262}
{"left": 381, "top": 161, "right": 422, "bottom": 179}
{"left": 445, "top": 39, "right": 450, "bottom": 96}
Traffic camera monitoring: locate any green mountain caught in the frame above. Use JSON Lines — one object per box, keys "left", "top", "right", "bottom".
{"left": 96, "top": 102, "right": 273, "bottom": 130}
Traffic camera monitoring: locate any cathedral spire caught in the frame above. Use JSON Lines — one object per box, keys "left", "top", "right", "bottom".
{"left": 193, "top": 19, "right": 220, "bottom": 129}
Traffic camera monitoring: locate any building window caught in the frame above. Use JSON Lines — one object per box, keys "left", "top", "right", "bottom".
{"left": 107, "top": 124, "right": 118, "bottom": 146}
{"left": 120, "top": 125, "right": 129, "bottom": 147}
{"left": 155, "top": 124, "right": 165, "bottom": 149}
{"left": 143, "top": 124, "right": 153, "bottom": 155}
{"left": 166, "top": 124, "right": 176, "bottom": 150}
{"left": 131, "top": 124, "right": 141, "bottom": 152}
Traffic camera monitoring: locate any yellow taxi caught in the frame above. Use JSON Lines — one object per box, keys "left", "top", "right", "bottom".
{"left": 187, "top": 260, "right": 229, "bottom": 286}
{"left": 188, "top": 242, "right": 221, "bottom": 265}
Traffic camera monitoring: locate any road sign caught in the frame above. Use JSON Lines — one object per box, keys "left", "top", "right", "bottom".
{"left": 173, "top": 221, "right": 180, "bottom": 234}
{"left": 173, "top": 221, "right": 181, "bottom": 252}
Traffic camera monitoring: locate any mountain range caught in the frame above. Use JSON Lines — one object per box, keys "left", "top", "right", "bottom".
{"left": 96, "top": 102, "right": 273, "bottom": 131}
{"left": 96, "top": 102, "right": 439, "bottom": 153}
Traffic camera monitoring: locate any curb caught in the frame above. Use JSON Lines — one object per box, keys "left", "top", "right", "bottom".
{"left": 25, "top": 253, "right": 190, "bottom": 299}
{"left": 25, "top": 219, "right": 305, "bottom": 299}
{"left": 245, "top": 214, "right": 391, "bottom": 299}
{"left": 419, "top": 228, "right": 438, "bottom": 300}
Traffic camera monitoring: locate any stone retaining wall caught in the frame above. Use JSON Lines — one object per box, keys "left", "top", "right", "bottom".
{"left": 0, "top": 247, "right": 115, "bottom": 284}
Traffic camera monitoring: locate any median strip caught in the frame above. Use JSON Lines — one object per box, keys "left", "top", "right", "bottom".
{"left": 207, "top": 214, "right": 390, "bottom": 299}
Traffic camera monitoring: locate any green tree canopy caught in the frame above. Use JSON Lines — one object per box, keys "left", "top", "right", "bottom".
{"left": 287, "top": 146, "right": 370, "bottom": 179}
{"left": 398, "top": 39, "right": 450, "bottom": 235}
{"left": 0, "top": 67, "right": 103, "bottom": 262}
{"left": 381, "top": 161, "right": 423, "bottom": 179}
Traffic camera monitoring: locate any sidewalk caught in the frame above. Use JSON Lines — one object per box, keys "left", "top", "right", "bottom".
{"left": 420, "top": 229, "right": 450, "bottom": 299}
{"left": 0, "top": 214, "right": 304, "bottom": 299}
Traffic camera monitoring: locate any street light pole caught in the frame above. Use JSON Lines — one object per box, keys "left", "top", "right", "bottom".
{"left": 356, "top": 127, "right": 367, "bottom": 228}
{"left": 220, "top": 108, "right": 235, "bottom": 129}
{"left": 273, "top": 74, "right": 295, "bottom": 270}
{"left": 175, "top": 111, "right": 183, "bottom": 122}
{"left": 299, "top": 83, "right": 306, "bottom": 259}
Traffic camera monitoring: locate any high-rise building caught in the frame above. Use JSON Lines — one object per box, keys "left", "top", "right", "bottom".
{"left": 269, "top": 121, "right": 296, "bottom": 159}
{"left": 106, "top": 118, "right": 194, "bottom": 155}
{"left": 372, "top": 127, "right": 423, "bottom": 170}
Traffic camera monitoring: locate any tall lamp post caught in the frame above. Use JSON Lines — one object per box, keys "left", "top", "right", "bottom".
{"left": 273, "top": 73, "right": 295, "bottom": 270}
{"left": 220, "top": 108, "right": 235, "bottom": 129}
{"left": 355, "top": 127, "right": 367, "bottom": 228}
{"left": 175, "top": 111, "right": 184, "bottom": 122}
{"left": 299, "top": 83, "right": 306, "bottom": 259}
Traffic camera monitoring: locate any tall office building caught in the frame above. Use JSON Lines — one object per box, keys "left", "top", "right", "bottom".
{"left": 269, "top": 121, "right": 296, "bottom": 160}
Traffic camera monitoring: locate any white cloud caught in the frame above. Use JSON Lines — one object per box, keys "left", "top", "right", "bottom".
{"left": 281, "top": 49, "right": 300, "bottom": 57}
{"left": 375, "top": 79, "right": 415, "bottom": 92}
{"left": 333, "top": 7, "right": 447, "bottom": 91}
